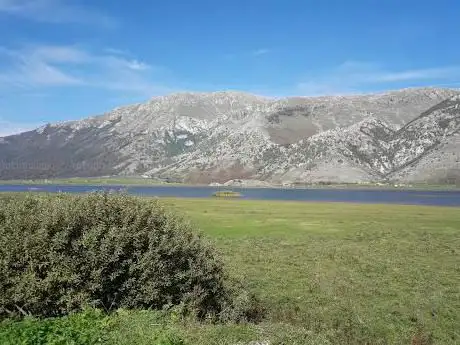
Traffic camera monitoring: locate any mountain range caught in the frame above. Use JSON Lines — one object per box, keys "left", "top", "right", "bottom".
{"left": 1, "top": 87, "right": 459, "bottom": 185}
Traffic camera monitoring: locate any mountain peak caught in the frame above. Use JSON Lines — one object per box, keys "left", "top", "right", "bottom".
{"left": 148, "top": 90, "right": 271, "bottom": 103}
{"left": 1, "top": 87, "right": 459, "bottom": 184}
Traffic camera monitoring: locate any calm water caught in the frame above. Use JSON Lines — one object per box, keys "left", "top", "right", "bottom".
{"left": 0, "top": 184, "right": 459, "bottom": 206}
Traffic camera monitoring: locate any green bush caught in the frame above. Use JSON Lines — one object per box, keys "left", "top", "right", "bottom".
{"left": 0, "top": 193, "right": 259, "bottom": 321}
{"left": 0, "top": 308, "right": 111, "bottom": 345}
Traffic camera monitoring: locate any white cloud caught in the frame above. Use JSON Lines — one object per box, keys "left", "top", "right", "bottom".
{"left": 31, "top": 45, "right": 90, "bottom": 63}
{"left": 0, "top": 45, "right": 84, "bottom": 87}
{"left": 0, "top": 0, "right": 115, "bottom": 27}
{"left": 0, "top": 117, "right": 42, "bottom": 137}
{"left": 297, "top": 61, "right": 460, "bottom": 96}
{"left": 373, "top": 66, "right": 460, "bottom": 83}
{"left": 0, "top": 44, "right": 170, "bottom": 96}
{"left": 252, "top": 48, "right": 270, "bottom": 56}
{"left": 224, "top": 48, "right": 271, "bottom": 60}
{"left": 103, "top": 48, "right": 129, "bottom": 56}
{"left": 125, "top": 59, "right": 150, "bottom": 71}
{"left": 21, "top": 61, "right": 82, "bottom": 86}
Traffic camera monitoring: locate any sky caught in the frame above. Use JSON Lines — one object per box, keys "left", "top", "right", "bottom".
{"left": 1, "top": 0, "right": 460, "bottom": 136}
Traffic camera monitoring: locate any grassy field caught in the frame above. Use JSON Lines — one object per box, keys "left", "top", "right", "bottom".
{"left": 1, "top": 198, "right": 459, "bottom": 344}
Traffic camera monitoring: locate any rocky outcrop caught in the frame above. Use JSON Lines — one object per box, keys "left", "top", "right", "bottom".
{"left": 0, "top": 88, "right": 459, "bottom": 184}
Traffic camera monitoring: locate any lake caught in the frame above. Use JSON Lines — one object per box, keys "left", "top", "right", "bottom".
{"left": 0, "top": 184, "right": 459, "bottom": 207}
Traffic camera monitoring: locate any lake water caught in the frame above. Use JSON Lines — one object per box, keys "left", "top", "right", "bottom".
{"left": 0, "top": 184, "right": 459, "bottom": 207}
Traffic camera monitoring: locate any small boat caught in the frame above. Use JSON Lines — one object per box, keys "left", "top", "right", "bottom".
{"left": 212, "top": 190, "right": 242, "bottom": 198}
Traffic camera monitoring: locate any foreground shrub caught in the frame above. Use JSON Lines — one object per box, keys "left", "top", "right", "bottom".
{"left": 0, "top": 308, "right": 110, "bottom": 345}
{"left": 0, "top": 193, "right": 260, "bottom": 321}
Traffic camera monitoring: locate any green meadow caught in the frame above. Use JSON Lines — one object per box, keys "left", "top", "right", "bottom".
{"left": 1, "top": 197, "right": 459, "bottom": 344}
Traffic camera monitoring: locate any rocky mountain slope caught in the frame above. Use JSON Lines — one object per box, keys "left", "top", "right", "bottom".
{"left": 0, "top": 88, "right": 459, "bottom": 184}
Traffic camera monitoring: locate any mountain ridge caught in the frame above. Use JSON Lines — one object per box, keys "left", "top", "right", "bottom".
{"left": 1, "top": 87, "right": 459, "bottom": 184}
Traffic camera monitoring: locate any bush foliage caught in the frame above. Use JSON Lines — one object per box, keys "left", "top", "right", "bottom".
{"left": 0, "top": 193, "right": 260, "bottom": 321}
{"left": 0, "top": 308, "right": 110, "bottom": 345}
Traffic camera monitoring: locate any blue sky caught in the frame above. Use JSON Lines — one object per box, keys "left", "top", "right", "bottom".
{"left": 1, "top": 0, "right": 460, "bottom": 136}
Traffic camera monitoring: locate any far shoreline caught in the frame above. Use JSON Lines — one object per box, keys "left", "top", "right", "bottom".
{"left": 0, "top": 177, "right": 459, "bottom": 192}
